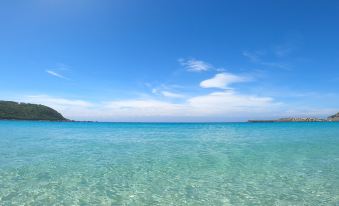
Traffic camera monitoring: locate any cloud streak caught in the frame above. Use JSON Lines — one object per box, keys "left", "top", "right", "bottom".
{"left": 179, "top": 58, "right": 212, "bottom": 72}
{"left": 242, "top": 50, "right": 291, "bottom": 70}
{"left": 200, "top": 73, "right": 250, "bottom": 89}
{"left": 151, "top": 85, "right": 185, "bottom": 98}
{"left": 161, "top": 91, "right": 185, "bottom": 98}
{"left": 46, "top": 70, "right": 68, "bottom": 79}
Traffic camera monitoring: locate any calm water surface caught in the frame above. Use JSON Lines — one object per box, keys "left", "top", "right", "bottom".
{"left": 0, "top": 121, "right": 338, "bottom": 205}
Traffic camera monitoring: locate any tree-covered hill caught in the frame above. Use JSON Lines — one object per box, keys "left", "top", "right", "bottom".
{"left": 0, "top": 101, "right": 67, "bottom": 121}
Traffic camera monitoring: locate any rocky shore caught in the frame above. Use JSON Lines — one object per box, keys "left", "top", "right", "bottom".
{"left": 327, "top": 112, "right": 339, "bottom": 121}
{"left": 249, "top": 112, "right": 339, "bottom": 122}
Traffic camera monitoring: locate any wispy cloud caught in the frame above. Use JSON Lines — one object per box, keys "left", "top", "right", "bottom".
{"left": 46, "top": 70, "right": 68, "bottom": 79}
{"left": 200, "top": 72, "right": 250, "bottom": 89}
{"left": 151, "top": 84, "right": 186, "bottom": 99}
{"left": 274, "top": 45, "right": 293, "bottom": 58}
{"left": 242, "top": 51, "right": 263, "bottom": 62}
{"left": 260, "top": 62, "right": 290, "bottom": 70}
{"left": 24, "top": 95, "right": 93, "bottom": 108}
{"left": 179, "top": 58, "right": 212, "bottom": 72}
{"left": 242, "top": 50, "right": 291, "bottom": 70}
{"left": 161, "top": 91, "right": 185, "bottom": 98}
{"left": 152, "top": 88, "right": 185, "bottom": 98}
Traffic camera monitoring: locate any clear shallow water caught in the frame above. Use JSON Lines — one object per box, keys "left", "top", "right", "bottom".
{"left": 0, "top": 121, "right": 338, "bottom": 205}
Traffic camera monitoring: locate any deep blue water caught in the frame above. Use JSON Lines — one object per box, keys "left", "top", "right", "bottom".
{"left": 0, "top": 121, "right": 338, "bottom": 205}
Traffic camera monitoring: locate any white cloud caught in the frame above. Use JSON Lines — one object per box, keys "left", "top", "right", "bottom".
{"left": 200, "top": 73, "right": 250, "bottom": 89}
{"left": 187, "top": 91, "right": 276, "bottom": 114}
{"left": 21, "top": 95, "right": 94, "bottom": 119}
{"left": 103, "top": 99, "right": 184, "bottom": 117}
{"left": 18, "top": 92, "right": 280, "bottom": 121}
{"left": 151, "top": 88, "right": 159, "bottom": 94}
{"left": 103, "top": 91, "right": 277, "bottom": 118}
{"left": 161, "top": 91, "right": 185, "bottom": 98}
{"left": 179, "top": 58, "right": 212, "bottom": 72}
{"left": 17, "top": 93, "right": 337, "bottom": 122}
{"left": 46, "top": 70, "right": 68, "bottom": 79}
{"left": 151, "top": 87, "right": 185, "bottom": 98}
{"left": 24, "top": 95, "right": 92, "bottom": 108}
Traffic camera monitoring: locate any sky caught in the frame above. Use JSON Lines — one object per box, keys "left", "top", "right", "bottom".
{"left": 1, "top": 0, "right": 339, "bottom": 122}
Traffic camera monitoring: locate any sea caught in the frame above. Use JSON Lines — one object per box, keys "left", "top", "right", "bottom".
{"left": 0, "top": 121, "right": 338, "bottom": 205}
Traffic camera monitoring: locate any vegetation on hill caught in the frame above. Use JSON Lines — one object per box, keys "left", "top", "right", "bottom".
{"left": 0, "top": 101, "right": 67, "bottom": 121}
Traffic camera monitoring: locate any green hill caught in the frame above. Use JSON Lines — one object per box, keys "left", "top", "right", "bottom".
{"left": 0, "top": 101, "right": 67, "bottom": 121}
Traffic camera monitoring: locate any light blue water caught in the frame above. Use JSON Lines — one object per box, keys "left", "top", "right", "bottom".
{"left": 0, "top": 121, "right": 338, "bottom": 205}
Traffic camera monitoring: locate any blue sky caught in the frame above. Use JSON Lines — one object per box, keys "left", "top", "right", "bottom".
{"left": 1, "top": 0, "right": 339, "bottom": 121}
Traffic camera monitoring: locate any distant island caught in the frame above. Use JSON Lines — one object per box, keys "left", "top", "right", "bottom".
{"left": 249, "top": 113, "right": 339, "bottom": 122}
{"left": 0, "top": 101, "right": 67, "bottom": 121}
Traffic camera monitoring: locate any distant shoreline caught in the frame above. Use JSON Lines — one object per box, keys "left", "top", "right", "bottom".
{"left": 1, "top": 119, "right": 339, "bottom": 124}
{"left": 1, "top": 100, "right": 338, "bottom": 123}
{"left": 248, "top": 113, "right": 339, "bottom": 122}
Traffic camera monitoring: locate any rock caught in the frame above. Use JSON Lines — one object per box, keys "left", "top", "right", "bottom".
{"left": 327, "top": 112, "right": 339, "bottom": 121}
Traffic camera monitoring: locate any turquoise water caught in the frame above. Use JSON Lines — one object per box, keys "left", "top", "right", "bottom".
{"left": 0, "top": 121, "right": 338, "bottom": 205}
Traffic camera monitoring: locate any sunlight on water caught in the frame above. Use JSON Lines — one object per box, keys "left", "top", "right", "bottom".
{"left": 0, "top": 121, "right": 338, "bottom": 205}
